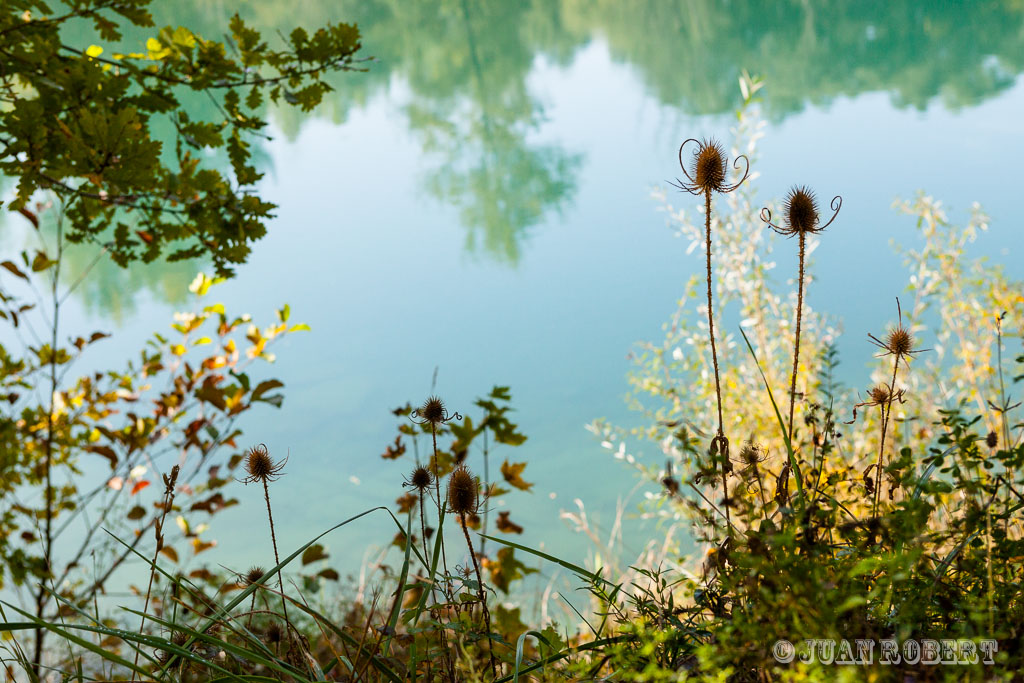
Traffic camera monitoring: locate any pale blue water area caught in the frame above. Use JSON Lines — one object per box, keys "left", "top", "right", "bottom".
{"left": 2, "top": 2, "right": 1023, "bottom": 605}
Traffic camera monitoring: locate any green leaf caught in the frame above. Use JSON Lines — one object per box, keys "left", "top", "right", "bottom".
{"left": 301, "top": 543, "right": 328, "bottom": 565}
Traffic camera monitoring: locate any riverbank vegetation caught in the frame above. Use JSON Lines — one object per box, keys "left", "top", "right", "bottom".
{"left": 1, "top": 2, "right": 1022, "bottom": 681}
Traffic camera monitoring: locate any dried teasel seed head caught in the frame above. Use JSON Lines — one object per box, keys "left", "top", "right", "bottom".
{"left": 886, "top": 325, "right": 914, "bottom": 358}
{"left": 419, "top": 396, "right": 446, "bottom": 425}
{"left": 784, "top": 186, "right": 819, "bottom": 234}
{"left": 266, "top": 622, "right": 284, "bottom": 644}
{"left": 670, "top": 137, "right": 749, "bottom": 196}
{"left": 157, "top": 631, "right": 189, "bottom": 666}
{"left": 739, "top": 442, "right": 762, "bottom": 466}
{"left": 986, "top": 431, "right": 998, "bottom": 449}
{"left": 868, "top": 385, "right": 891, "bottom": 404}
{"left": 447, "top": 465, "right": 479, "bottom": 516}
{"left": 693, "top": 139, "right": 728, "bottom": 193}
{"left": 243, "top": 566, "right": 266, "bottom": 586}
{"left": 408, "top": 465, "right": 433, "bottom": 491}
{"left": 241, "top": 444, "right": 287, "bottom": 484}
{"left": 868, "top": 299, "right": 926, "bottom": 362}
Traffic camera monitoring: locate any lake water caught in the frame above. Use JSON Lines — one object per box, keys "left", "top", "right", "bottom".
{"left": 3, "top": 1, "right": 1023, "bottom": 600}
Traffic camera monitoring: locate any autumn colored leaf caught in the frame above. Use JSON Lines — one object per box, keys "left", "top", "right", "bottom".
{"left": 86, "top": 445, "right": 118, "bottom": 469}
{"left": 130, "top": 480, "right": 150, "bottom": 496}
{"left": 1, "top": 260, "right": 29, "bottom": 281}
{"left": 396, "top": 492, "right": 417, "bottom": 514}
{"left": 500, "top": 460, "right": 533, "bottom": 491}
{"left": 496, "top": 511, "right": 523, "bottom": 534}
{"left": 382, "top": 435, "right": 405, "bottom": 460}
{"left": 192, "top": 539, "right": 216, "bottom": 555}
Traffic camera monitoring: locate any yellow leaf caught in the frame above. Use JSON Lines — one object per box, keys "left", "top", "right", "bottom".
{"left": 85, "top": 44, "right": 103, "bottom": 58}
{"left": 189, "top": 272, "right": 212, "bottom": 296}
{"left": 171, "top": 344, "right": 186, "bottom": 356}
{"left": 192, "top": 538, "right": 216, "bottom": 555}
{"left": 500, "top": 460, "right": 533, "bottom": 491}
{"left": 146, "top": 37, "right": 171, "bottom": 60}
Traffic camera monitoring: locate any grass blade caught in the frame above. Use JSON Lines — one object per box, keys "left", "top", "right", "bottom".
{"left": 739, "top": 327, "right": 804, "bottom": 502}
{"left": 480, "top": 535, "right": 615, "bottom": 587}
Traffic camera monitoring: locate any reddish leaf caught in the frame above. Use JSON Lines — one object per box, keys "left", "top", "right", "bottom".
{"left": 17, "top": 207, "right": 39, "bottom": 229}
{"left": 496, "top": 511, "right": 524, "bottom": 534}
{"left": 130, "top": 480, "right": 150, "bottom": 496}
{"left": 1, "top": 260, "right": 29, "bottom": 281}
{"left": 381, "top": 435, "right": 406, "bottom": 460}
{"left": 395, "top": 492, "right": 417, "bottom": 514}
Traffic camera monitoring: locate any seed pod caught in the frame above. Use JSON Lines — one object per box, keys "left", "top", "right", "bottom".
{"left": 447, "top": 465, "right": 478, "bottom": 516}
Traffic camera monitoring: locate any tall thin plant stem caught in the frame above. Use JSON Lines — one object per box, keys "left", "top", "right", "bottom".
{"left": 787, "top": 232, "right": 807, "bottom": 442}
{"left": 460, "top": 513, "right": 496, "bottom": 678}
{"left": 33, "top": 199, "right": 67, "bottom": 676}
{"left": 418, "top": 491, "right": 431, "bottom": 572}
{"left": 261, "top": 480, "right": 290, "bottom": 627}
{"left": 704, "top": 188, "right": 731, "bottom": 533}
{"left": 480, "top": 427, "right": 489, "bottom": 558}
{"left": 871, "top": 357, "right": 901, "bottom": 519}
{"left": 430, "top": 424, "right": 452, "bottom": 599}
{"left": 132, "top": 466, "right": 178, "bottom": 679}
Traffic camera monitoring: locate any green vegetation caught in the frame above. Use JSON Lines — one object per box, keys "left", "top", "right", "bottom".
{"left": 2, "top": 2, "right": 1024, "bottom": 681}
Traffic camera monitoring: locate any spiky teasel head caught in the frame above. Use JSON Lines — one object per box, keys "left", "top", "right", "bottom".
{"left": 885, "top": 326, "right": 914, "bottom": 357}
{"left": 156, "top": 631, "right": 189, "bottom": 666}
{"left": 761, "top": 186, "right": 842, "bottom": 237}
{"left": 847, "top": 384, "right": 907, "bottom": 423}
{"left": 693, "top": 139, "right": 727, "bottom": 192}
{"left": 785, "top": 186, "right": 819, "bottom": 233}
{"left": 739, "top": 441, "right": 766, "bottom": 467}
{"left": 862, "top": 384, "right": 906, "bottom": 407}
{"left": 413, "top": 395, "right": 461, "bottom": 426}
{"left": 868, "top": 299, "right": 927, "bottom": 363}
{"left": 868, "top": 385, "right": 892, "bottom": 404}
{"left": 241, "top": 444, "right": 287, "bottom": 484}
{"left": 241, "top": 566, "right": 265, "bottom": 586}
{"left": 446, "top": 465, "right": 478, "bottom": 516}
{"left": 265, "top": 622, "right": 285, "bottom": 644}
{"left": 405, "top": 465, "right": 433, "bottom": 492}
{"left": 669, "top": 137, "right": 749, "bottom": 195}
